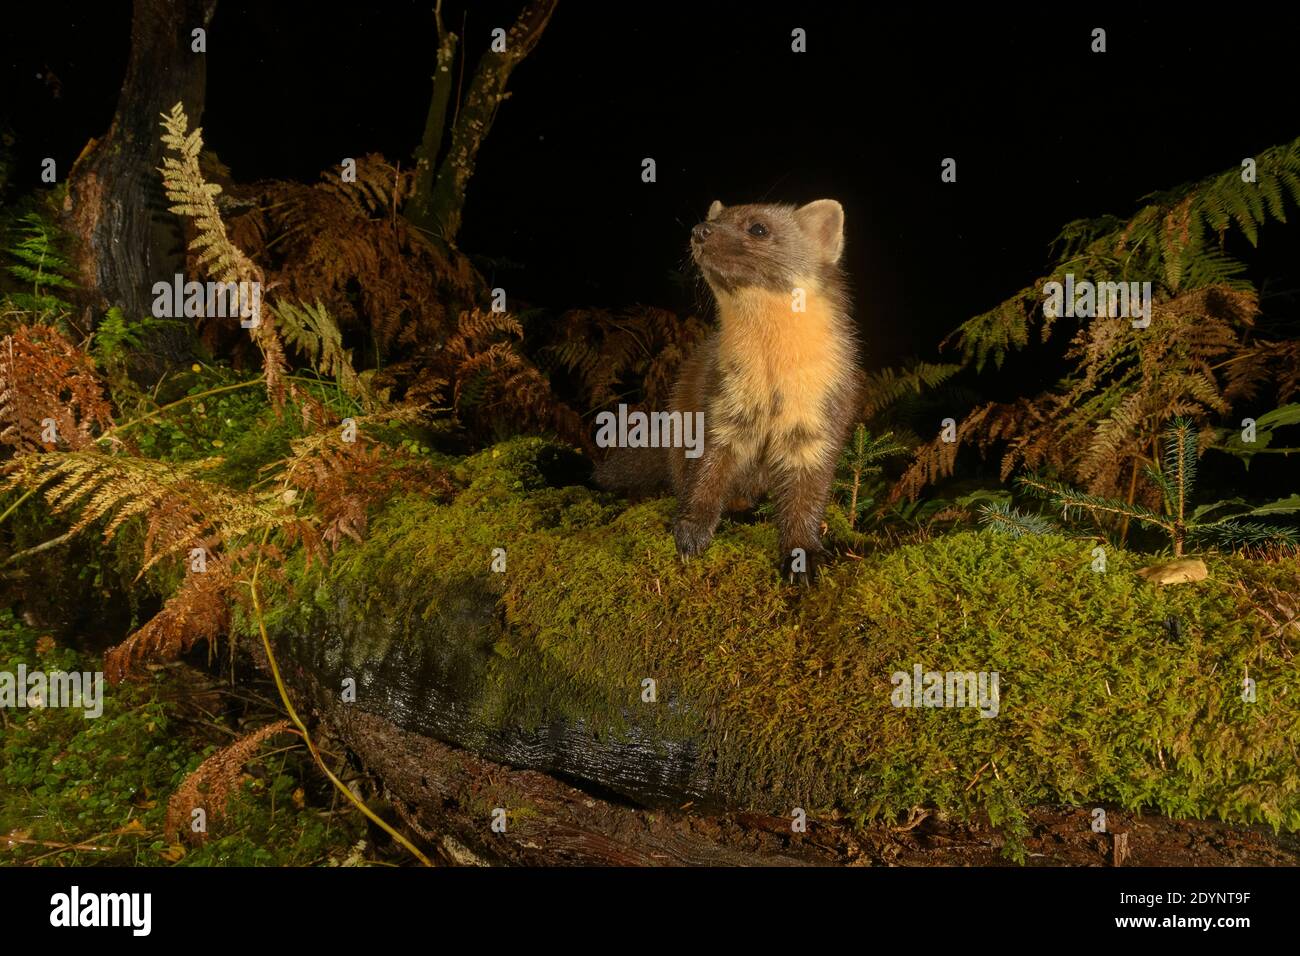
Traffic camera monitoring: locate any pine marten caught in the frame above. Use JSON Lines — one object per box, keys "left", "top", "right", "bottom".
{"left": 596, "top": 199, "right": 864, "bottom": 583}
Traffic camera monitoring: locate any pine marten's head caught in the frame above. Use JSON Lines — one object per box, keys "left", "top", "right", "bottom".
{"left": 690, "top": 199, "right": 845, "bottom": 294}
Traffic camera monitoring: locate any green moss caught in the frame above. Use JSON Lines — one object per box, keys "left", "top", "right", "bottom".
{"left": 268, "top": 437, "right": 1300, "bottom": 847}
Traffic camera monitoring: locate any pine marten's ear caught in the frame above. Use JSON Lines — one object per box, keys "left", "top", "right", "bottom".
{"left": 793, "top": 199, "right": 845, "bottom": 264}
{"left": 706, "top": 200, "right": 724, "bottom": 221}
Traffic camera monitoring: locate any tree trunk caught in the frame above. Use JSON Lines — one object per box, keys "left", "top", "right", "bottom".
{"left": 62, "top": 0, "right": 218, "bottom": 376}
{"left": 406, "top": 0, "right": 558, "bottom": 246}
{"left": 407, "top": 1, "right": 460, "bottom": 236}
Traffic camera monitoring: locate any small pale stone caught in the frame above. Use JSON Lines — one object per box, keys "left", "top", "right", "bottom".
{"left": 1135, "top": 558, "right": 1208, "bottom": 586}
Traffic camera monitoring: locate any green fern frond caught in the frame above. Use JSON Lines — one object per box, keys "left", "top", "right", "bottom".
{"left": 945, "top": 136, "right": 1300, "bottom": 371}
{"left": 4, "top": 212, "right": 78, "bottom": 319}
{"left": 272, "top": 300, "right": 369, "bottom": 407}
{"left": 91, "top": 307, "right": 183, "bottom": 372}
{"left": 860, "top": 361, "right": 963, "bottom": 416}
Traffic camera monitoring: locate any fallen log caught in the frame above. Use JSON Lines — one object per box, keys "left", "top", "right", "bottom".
{"left": 325, "top": 706, "right": 853, "bottom": 866}
{"left": 255, "top": 438, "right": 1300, "bottom": 864}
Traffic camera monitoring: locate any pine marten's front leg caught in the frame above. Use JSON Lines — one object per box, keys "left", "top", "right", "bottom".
{"left": 769, "top": 455, "right": 832, "bottom": 582}
{"left": 672, "top": 442, "right": 739, "bottom": 558}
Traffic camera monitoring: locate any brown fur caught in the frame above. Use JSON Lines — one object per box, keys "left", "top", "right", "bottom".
{"left": 597, "top": 199, "right": 864, "bottom": 583}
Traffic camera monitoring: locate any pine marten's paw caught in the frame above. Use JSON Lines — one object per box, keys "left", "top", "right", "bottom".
{"left": 781, "top": 546, "right": 826, "bottom": 587}
{"left": 673, "top": 517, "right": 714, "bottom": 559}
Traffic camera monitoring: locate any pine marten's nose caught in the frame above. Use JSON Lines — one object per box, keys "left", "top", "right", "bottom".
{"left": 691, "top": 223, "right": 712, "bottom": 243}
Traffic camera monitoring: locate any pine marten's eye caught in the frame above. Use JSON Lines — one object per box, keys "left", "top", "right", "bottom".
{"left": 747, "top": 222, "right": 769, "bottom": 237}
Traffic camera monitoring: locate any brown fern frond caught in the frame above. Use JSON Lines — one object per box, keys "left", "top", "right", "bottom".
{"left": 270, "top": 404, "right": 452, "bottom": 550}
{"left": 891, "top": 403, "right": 1001, "bottom": 501}
{"left": 222, "top": 154, "right": 476, "bottom": 361}
{"left": 539, "top": 305, "right": 708, "bottom": 421}
{"left": 316, "top": 153, "right": 414, "bottom": 216}
{"left": 895, "top": 284, "right": 1284, "bottom": 502}
{"left": 450, "top": 308, "right": 523, "bottom": 349}
{"left": 1225, "top": 337, "right": 1300, "bottom": 405}
{"left": 166, "top": 719, "right": 294, "bottom": 844}
{"left": 436, "top": 309, "right": 587, "bottom": 447}
{"left": 4, "top": 451, "right": 308, "bottom": 574}
{"left": 104, "top": 551, "right": 235, "bottom": 683}
{"left": 0, "top": 325, "right": 114, "bottom": 452}
{"left": 1265, "top": 340, "right": 1300, "bottom": 403}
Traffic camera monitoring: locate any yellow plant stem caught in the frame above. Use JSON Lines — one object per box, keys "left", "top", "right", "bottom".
{"left": 102, "top": 377, "right": 265, "bottom": 439}
{"left": 0, "top": 486, "right": 36, "bottom": 527}
{"left": 248, "top": 525, "right": 433, "bottom": 867}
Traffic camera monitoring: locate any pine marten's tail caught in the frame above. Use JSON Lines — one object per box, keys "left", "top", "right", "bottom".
{"left": 592, "top": 447, "right": 673, "bottom": 499}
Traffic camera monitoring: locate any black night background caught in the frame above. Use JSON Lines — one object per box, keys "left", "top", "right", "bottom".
{"left": 10, "top": 3, "right": 1300, "bottom": 360}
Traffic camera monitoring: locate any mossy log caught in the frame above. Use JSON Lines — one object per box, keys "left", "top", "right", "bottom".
{"left": 258, "top": 438, "right": 1300, "bottom": 862}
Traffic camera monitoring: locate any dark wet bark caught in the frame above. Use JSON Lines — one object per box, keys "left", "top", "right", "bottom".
{"left": 337, "top": 708, "right": 849, "bottom": 866}
{"left": 62, "top": 0, "right": 217, "bottom": 375}
{"left": 271, "top": 573, "right": 727, "bottom": 815}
